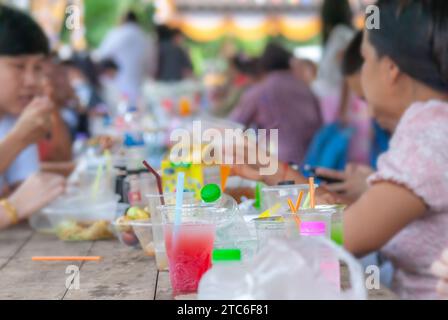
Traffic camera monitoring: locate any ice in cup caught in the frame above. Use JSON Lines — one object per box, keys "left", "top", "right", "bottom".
{"left": 164, "top": 223, "right": 215, "bottom": 296}
{"left": 159, "top": 204, "right": 217, "bottom": 297}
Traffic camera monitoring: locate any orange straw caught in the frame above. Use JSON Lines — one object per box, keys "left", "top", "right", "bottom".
{"left": 309, "top": 177, "right": 315, "bottom": 209}
{"left": 287, "top": 191, "right": 304, "bottom": 231}
{"left": 220, "top": 165, "right": 231, "bottom": 192}
{"left": 287, "top": 191, "right": 304, "bottom": 214}
{"left": 32, "top": 256, "right": 101, "bottom": 262}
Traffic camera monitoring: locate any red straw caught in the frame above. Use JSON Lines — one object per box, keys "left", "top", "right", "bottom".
{"left": 142, "top": 160, "right": 165, "bottom": 205}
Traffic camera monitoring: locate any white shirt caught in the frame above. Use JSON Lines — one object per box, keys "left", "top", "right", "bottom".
{"left": 95, "top": 23, "right": 156, "bottom": 103}
{"left": 0, "top": 116, "right": 39, "bottom": 192}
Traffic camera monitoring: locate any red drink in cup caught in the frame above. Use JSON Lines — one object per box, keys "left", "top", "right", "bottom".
{"left": 164, "top": 222, "right": 215, "bottom": 297}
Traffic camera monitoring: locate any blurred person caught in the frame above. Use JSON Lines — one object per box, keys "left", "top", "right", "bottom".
{"left": 229, "top": 43, "right": 322, "bottom": 166}
{"left": 39, "top": 56, "right": 75, "bottom": 163}
{"left": 313, "top": 0, "right": 355, "bottom": 124}
{"left": 211, "top": 54, "right": 260, "bottom": 118}
{"left": 0, "top": 5, "right": 54, "bottom": 195}
{"left": 95, "top": 11, "right": 156, "bottom": 103}
{"left": 232, "top": 1, "right": 448, "bottom": 299}
{"left": 156, "top": 26, "right": 193, "bottom": 82}
{"left": 315, "top": 31, "right": 391, "bottom": 204}
{"left": 0, "top": 172, "right": 65, "bottom": 230}
{"left": 290, "top": 57, "right": 317, "bottom": 86}
{"left": 97, "top": 58, "right": 120, "bottom": 111}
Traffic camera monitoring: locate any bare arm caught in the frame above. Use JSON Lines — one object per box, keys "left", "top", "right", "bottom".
{"left": 344, "top": 181, "right": 426, "bottom": 257}
{"left": 0, "top": 129, "right": 27, "bottom": 174}
{"left": 0, "top": 173, "right": 65, "bottom": 230}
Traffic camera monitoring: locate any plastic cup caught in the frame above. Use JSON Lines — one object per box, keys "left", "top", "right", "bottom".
{"left": 146, "top": 192, "right": 196, "bottom": 271}
{"left": 159, "top": 204, "right": 217, "bottom": 297}
{"left": 316, "top": 205, "right": 345, "bottom": 246}
{"left": 130, "top": 220, "right": 155, "bottom": 256}
{"left": 253, "top": 216, "right": 288, "bottom": 250}
{"left": 262, "top": 184, "right": 318, "bottom": 212}
{"left": 291, "top": 208, "right": 335, "bottom": 239}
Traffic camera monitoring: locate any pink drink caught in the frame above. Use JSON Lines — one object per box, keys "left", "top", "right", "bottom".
{"left": 164, "top": 223, "right": 215, "bottom": 296}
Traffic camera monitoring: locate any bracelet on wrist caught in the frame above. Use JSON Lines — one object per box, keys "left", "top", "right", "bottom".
{"left": 0, "top": 199, "right": 19, "bottom": 225}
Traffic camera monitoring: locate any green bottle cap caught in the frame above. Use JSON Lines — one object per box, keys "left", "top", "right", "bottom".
{"left": 201, "top": 184, "right": 221, "bottom": 203}
{"left": 212, "top": 249, "right": 242, "bottom": 263}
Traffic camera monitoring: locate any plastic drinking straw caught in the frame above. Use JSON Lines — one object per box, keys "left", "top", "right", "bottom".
{"left": 104, "top": 150, "right": 113, "bottom": 174}
{"left": 302, "top": 192, "right": 311, "bottom": 209}
{"left": 254, "top": 182, "right": 263, "bottom": 210}
{"left": 142, "top": 160, "right": 165, "bottom": 205}
{"left": 287, "top": 191, "right": 304, "bottom": 214}
{"left": 173, "top": 172, "right": 185, "bottom": 242}
{"left": 220, "top": 165, "right": 231, "bottom": 192}
{"left": 92, "top": 163, "right": 103, "bottom": 199}
{"left": 258, "top": 203, "right": 282, "bottom": 219}
{"left": 309, "top": 177, "right": 316, "bottom": 209}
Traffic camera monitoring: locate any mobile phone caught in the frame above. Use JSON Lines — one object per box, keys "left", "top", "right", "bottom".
{"left": 303, "top": 165, "right": 344, "bottom": 184}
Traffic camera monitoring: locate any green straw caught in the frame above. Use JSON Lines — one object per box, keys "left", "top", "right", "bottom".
{"left": 92, "top": 163, "right": 103, "bottom": 199}
{"left": 302, "top": 192, "right": 311, "bottom": 209}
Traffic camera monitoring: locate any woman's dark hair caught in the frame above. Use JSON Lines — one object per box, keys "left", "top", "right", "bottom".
{"left": 231, "top": 54, "right": 260, "bottom": 78}
{"left": 342, "top": 31, "right": 364, "bottom": 76}
{"left": 0, "top": 5, "right": 49, "bottom": 56}
{"left": 321, "top": 0, "right": 353, "bottom": 45}
{"left": 156, "top": 25, "right": 181, "bottom": 42}
{"left": 369, "top": 0, "right": 448, "bottom": 92}
{"left": 259, "top": 43, "right": 291, "bottom": 73}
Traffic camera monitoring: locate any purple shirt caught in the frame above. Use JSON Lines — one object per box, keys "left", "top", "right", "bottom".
{"left": 230, "top": 71, "right": 322, "bottom": 165}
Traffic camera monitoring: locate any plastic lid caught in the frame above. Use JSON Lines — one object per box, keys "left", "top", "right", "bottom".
{"left": 201, "top": 184, "right": 221, "bottom": 203}
{"left": 212, "top": 249, "right": 241, "bottom": 263}
{"left": 278, "top": 180, "right": 295, "bottom": 186}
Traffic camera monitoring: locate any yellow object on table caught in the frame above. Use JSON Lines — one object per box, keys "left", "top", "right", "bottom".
{"left": 0, "top": 199, "right": 19, "bottom": 225}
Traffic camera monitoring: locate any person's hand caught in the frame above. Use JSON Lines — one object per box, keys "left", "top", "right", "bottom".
{"left": 10, "top": 96, "right": 54, "bottom": 147}
{"left": 315, "top": 164, "right": 374, "bottom": 204}
{"left": 431, "top": 249, "right": 448, "bottom": 299}
{"left": 8, "top": 173, "right": 65, "bottom": 220}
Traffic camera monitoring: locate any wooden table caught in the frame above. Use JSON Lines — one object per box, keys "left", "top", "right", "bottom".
{"left": 0, "top": 223, "right": 397, "bottom": 300}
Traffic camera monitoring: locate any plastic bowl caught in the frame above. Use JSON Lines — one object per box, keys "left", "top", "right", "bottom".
{"left": 110, "top": 203, "right": 141, "bottom": 248}
{"left": 32, "top": 192, "right": 120, "bottom": 241}
{"left": 130, "top": 220, "right": 155, "bottom": 257}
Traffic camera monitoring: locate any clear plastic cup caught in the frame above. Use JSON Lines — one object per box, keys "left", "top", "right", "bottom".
{"left": 158, "top": 204, "right": 217, "bottom": 297}
{"left": 316, "top": 205, "right": 345, "bottom": 246}
{"left": 253, "top": 215, "right": 302, "bottom": 250}
{"left": 286, "top": 208, "right": 335, "bottom": 239}
{"left": 262, "top": 184, "right": 318, "bottom": 212}
{"left": 130, "top": 220, "right": 155, "bottom": 257}
{"left": 146, "top": 192, "right": 196, "bottom": 271}
{"left": 254, "top": 216, "right": 286, "bottom": 249}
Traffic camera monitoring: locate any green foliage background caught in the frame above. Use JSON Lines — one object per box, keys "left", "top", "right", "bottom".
{"left": 62, "top": 0, "right": 320, "bottom": 75}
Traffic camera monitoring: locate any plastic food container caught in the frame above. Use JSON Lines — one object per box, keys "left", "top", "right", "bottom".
{"left": 262, "top": 184, "right": 318, "bottom": 212}
{"left": 30, "top": 192, "right": 120, "bottom": 241}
